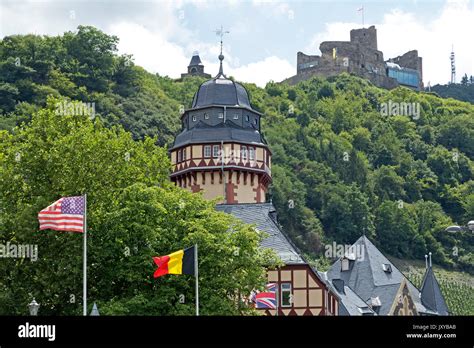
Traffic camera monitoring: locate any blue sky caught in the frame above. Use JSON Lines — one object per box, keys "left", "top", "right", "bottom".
{"left": 1, "top": 0, "right": 473, "bottom": 87}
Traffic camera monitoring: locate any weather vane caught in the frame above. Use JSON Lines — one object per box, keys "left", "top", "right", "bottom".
{"left": 213, "top": 25, "right": 230, "bottom": 77}
{"left": 214, "top": 25, "right": 230, "bottom": 56}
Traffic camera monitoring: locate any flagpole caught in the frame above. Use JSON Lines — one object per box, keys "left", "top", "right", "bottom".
{"left": 83, "top": 193, "right": 87, "bottom": 316}
{"left": 275, "top": 284, "right": 279, "bottom": 317}
{"left": 195, "top": 244, "right": 199, "bottom": 316}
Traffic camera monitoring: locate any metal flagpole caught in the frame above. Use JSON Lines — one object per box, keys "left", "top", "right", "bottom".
{"left": 195, "top": 244, "right": 199, "bottom": 316}
{"left": 83, "top": 194, "right": 87, "bottom": 316}
{"left": 275, "top": 284, "right": 279, "bottom": 317}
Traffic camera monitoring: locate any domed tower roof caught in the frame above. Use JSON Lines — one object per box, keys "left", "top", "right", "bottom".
{"left": 191, "top": 77, "right": 252, "bottom": 109}
{"left": 191, "top": 51, "right": 253, "bottom": 110}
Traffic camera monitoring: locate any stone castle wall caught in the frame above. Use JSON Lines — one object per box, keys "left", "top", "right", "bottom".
{"left": 285, "top": 25, "right": 422, "bottom": 90}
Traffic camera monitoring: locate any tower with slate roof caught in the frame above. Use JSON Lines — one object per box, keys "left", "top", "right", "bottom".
{"left": 181, "top": 51, "right": 211, "bottom": 79}
{"left": 171, "top": 47, "right": 271, "bottom": 204}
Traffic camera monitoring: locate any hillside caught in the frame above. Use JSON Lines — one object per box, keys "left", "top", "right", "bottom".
{"left": 1, "top": 27, "right": 473, "bottom": 314}
{"left": 429, "top": 82, "right": 474, "bottom": 104}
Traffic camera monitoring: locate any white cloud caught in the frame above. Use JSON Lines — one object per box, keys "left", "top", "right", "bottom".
{"left": 109, "top": 21, "right": 189, "bottom": 78}
{"left": 227, "top": 56, "right": 295, "bottom": 87}
{"left": 304, "top": 0, "right": 474, "bottom": 84}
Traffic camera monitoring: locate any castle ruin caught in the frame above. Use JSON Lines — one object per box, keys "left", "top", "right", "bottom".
{"left": 283, "top": 26, "right": 423, "bottom": 90}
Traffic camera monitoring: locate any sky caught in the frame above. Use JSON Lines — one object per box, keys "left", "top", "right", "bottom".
{"left": 0, "top": 0, "right": 473, "bottom": 87}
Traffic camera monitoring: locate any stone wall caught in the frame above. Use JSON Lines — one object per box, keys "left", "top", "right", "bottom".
{"left": 285, "top": 25, "right": 422, "bottom": 90}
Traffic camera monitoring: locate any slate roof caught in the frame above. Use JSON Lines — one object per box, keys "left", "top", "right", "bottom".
{"left": 319, "top": 271, "right": 376, "bottom": 316}
{"left": 189, "top": 54, "right": 203, "bottom": 66}
{"left": 420, "top": 267, "right": 449, "bottom": 315}
{"left": 215, "top": 203, "right": 304, "bottom": 264}
{"left": 192, "top": 76, "right": 252, "bottom": 109}
{"left": 171, "top": 120, "right": 266, "bottom": 150}
{"left": 326, "top": 235, "right": 431, "bottom": 315}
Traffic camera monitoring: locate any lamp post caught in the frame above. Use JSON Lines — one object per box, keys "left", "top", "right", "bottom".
{"left": 28, "top": 298, "right": 40, "bottom": 316}
{"left": 445, "top": 220, "right": 474, "bottom": 234}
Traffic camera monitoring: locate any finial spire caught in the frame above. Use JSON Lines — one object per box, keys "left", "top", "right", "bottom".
{"left": 425, "top": 254, "right": 428, "bottom": 269}
{"left": 214, "top": 25, "right": 229, "bottom": 77}
{"left": 429, "top": 252, "right": 432, "bottom": 268}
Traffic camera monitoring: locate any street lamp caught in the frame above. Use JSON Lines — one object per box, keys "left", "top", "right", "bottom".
{"left": 445, "top": 220, "right": 474, "bottom": 234}
{"left": 28, "top": 298, "right": 40, "bottom": 316}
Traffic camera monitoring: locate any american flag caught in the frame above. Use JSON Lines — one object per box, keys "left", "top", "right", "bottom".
{"left": 255, "top": 283, "right": 277, "bottom": 309}
{"left": 38, "top": 196, "right": 85, "bottom": 233}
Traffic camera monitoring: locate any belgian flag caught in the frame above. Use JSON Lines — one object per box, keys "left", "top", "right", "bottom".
{"left": 153, "top": 246, "right": 195, "bottom": 278}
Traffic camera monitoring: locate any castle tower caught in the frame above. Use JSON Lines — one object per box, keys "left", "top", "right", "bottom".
{"left": 170, "top": 53, "right": 272, "bottom": 204}
{"left": 181, "top": 51, "right": 211, "bottom": 79}
{"left": 350, "top": 25, "right": 377, "bottom": 50}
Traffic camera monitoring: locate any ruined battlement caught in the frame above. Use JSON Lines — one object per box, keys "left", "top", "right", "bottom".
{"left": 285, "top": 26, "right": 423, "bottom": 90}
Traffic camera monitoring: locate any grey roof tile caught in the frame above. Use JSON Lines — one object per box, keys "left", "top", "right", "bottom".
{"left": 215, "top": 203, "right": 304, "bottom": 264}
{"left": 192, "top": 77, "right": 252, "bottom": 109}
{"left": 420, "top": 267, "right": 449, "bottom": 315}
{"left": 326, "top": 235, "right": 433, "bottom": 315}
{"left": 171, "top": 121, "right": 266, "bottom": 149}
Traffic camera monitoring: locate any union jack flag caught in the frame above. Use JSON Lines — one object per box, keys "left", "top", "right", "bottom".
{"left": 255, "top": 283, "right": 277, "bottom": 309}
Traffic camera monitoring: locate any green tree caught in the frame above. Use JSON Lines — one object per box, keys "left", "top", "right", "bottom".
{"left": 0, "top": 99, "right": 277, "bottom": 315}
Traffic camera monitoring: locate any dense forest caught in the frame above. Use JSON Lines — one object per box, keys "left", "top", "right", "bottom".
{"left": 430, "top": 80, "right": 474, "bottom": 104}
{"left": 0, "top": 26, "right": 473, "bottom": 314}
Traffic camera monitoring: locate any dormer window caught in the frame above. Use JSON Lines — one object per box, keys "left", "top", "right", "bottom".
{"left": 233, "top": 114, "right": 239, "bottom": 120}
{"left": 341, "top": 258, "right": 350, "bottom": 271}
{"left": 192, "top": 115, "right": 196, "bottom": 122}
{"left": 182, "top": 148, "right": 186, "bottom": 161}
{"left": 204, "top": 113, "right": 209, "bottom": 120}
{"left": 177, "top": 150, "right": 182, "bottom": 162}
{"left": 382, "top": 264, "right": 392, "bottom": 273}
{"left": 218, "top": 112, "right": 224, "bottom": 119}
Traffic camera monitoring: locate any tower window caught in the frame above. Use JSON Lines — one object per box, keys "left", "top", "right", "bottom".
{"left": 246, "top": 115, "right": 250, "bottom": 122}
{"left": 192, "top": 115, "right": 197, "bottom": 122}
{"left": 241, "top": 146, "right": 248, "bottom": 161}
{"left": 218, "top": 112, "right": 224, "bottom": 119}
{"left": 233, "top": 113, "right": 239, "bottom": 120}
{"left": 249, "top": 147, "right": 255, "bottom": 161}
{"left": 254, "top": 118, "right": 258, "bottom": 126}
{"left": 204, "top": 145, "right": 211, "bottom": 158}
{"left": 204, "top": 113, "right": 209, "bottom": 120}
{"left": 212, "top": 145, "right": 220, "bottom": 158}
